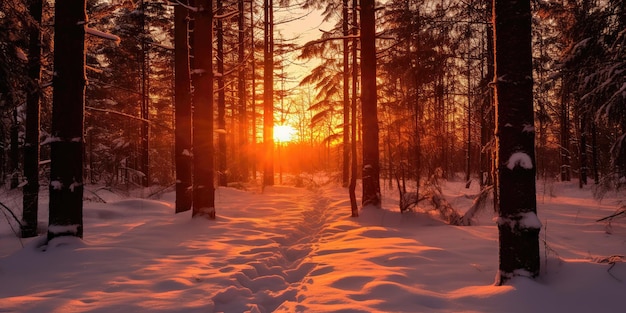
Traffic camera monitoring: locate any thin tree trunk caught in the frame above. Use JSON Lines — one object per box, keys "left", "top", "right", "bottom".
{"left": 217, "top": 0, "right": 227, "bottom": 187}
{"left": 192, "top": 0, "right": 215, "bottom": 218}
{"left": 481, "top": 0, "right": 495, "bottom": 189}
{"left": 342, "top": 0, "right": 350, "bottom": 188}
{"left": 140, "top": 0, "right": 150, "bottom": 187}
{"left": 48, "top": 0, "right": 86, "bottom": 240}
{"left": 493, "top": 0, "right": 540, "bottom": 285}
{"left": 579, "top": 113, "right": 588, "bottom": 187}
{"left": 591, "top": 120, "right": 599, "bottom": 183}
{"left": 10, "top": 110, "right": 19, "bottom": 189}
{"left": 238, "top": 0, "right": 247, "bottom": 182}
{"left": 263, "top": 0, "right": 274, "bottom": 186}
{"left": 22, "top": 0, "right": 43, "bottom": 238}
{"left": 250, "top": 0, "right": 257, "bottom": 181}
{"left": 349, "top": 0, "right": 359, "bottom": 217}
{"left": 174, "top": 0, "right": 193, "bottom": 213}
{"left": 560, "top": 81, "right": 571, "bottom": 181}
{"left": 465, "top": 18, "right": 472, "bottom": 187}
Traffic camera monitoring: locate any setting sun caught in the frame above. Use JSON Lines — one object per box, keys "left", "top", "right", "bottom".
{"left": 274, "top": 125, "right": 296, "bottom": 143}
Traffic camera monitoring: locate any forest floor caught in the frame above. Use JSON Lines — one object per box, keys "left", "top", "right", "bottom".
{"left": 1, "top": 175, "right": 625, "bottom": 312}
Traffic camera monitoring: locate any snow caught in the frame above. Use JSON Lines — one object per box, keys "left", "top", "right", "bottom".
{"left": 15, "top": 47, "right": 27, "bottom": 62}
{"left": 1, "top": 179, "right": 625, "bottom": 312}
{"left": 496, "top": 211, "right": 542, "bottom": 230}
{"left": 69, "top": 182, "right": 82, "bottom": 192}
{"left": 49, "top": 180, "right": 62, "bottom": 190}
{"left": 522, "top": 124, "right": 535, "bottom": 133}
{"left": 48, "top": 224, "right": 81, "bottom": 234}
{"left": 40, "top": 136, "right": 61, "bottom": 145}
{"left": 191, "top": 69, "right": 206, "bottom": 75}
{"left": 506, "top": 152, "right": 533, "bottom": 170}
{"left": 85, "top": 27, "right": 121, "bottom": 45}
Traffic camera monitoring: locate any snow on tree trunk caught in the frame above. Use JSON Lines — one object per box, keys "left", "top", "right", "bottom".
{"left": 493, "top": 0, "right": 540, "bottom": 285}
{"left": 360, "top": 0, "right": 381, "bottom": 208}
{"left": 192, "top": 0, "right": 215, "bottom": 218}
{"left": 48, "top": 0, "right": 87, "bottom": 240}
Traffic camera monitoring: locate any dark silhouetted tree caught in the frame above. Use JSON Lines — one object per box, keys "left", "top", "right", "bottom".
{"left": 263, "top": 0, "right": 274, "bottom": 186}
{"left": 493, "top": 0, "right": 540, "bottom": 285}
{"left": 21, "top": 0, "right": 44, "bottom": 238}
{"left": 360, "top": 0, "right": 380, "bottom": 208}
{"left": 174, "top": 0, "right": 193, "bottom": 213}
{"left": 48, "top": 0, "right": 87, "bottom": 240}
{"left": 192, "top": 0, "right": 215, "bottom": 218}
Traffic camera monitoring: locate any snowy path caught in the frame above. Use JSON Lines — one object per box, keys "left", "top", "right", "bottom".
{"left": 0, "top": 185, "right": 339, "bottom": 313}
{"left": 211, "top": 186, "right": 332, "bottom": 312}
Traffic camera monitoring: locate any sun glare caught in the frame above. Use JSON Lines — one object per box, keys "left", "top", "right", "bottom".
{"left": 274, "top": 125, "right": 296, "bottom": 143}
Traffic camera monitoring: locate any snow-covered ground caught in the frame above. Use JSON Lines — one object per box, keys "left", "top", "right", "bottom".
{"left": 1, "top": 177, "right": 625, "bottom": 312}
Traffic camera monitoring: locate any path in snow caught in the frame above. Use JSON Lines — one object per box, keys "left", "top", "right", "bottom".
{"left": 212, "top": 186, "right": 332, "bottom": 312}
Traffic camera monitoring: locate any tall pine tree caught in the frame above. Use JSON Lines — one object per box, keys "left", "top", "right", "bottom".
{"left": 493, "top": 0, "right": 540, "bottom": 284}
{"left": 360, "top": 0, "right": 381, "bottom": 208}
{"left": 48, "top": 0, "right": 87, "bottom": 240}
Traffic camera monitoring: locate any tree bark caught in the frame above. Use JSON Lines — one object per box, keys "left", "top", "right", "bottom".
{"left": 217, "top": 0, "right": 227, "bottom": 187}
{"left": 192, "top": 0, "right": 215, "bottom": 218}
{"left": 493, "top": 0, "right": 540, "bottom": 285}
{"left": 237, "top": 0, "right": 248, "bottom": 182}
{"left": 579, "top": 113, "right": 588, "bottom": 187}
{"left": 250, "top": 0, "right": 257, "bottom": 181}
{"left": 21, "top": 0, "right": 43, "bottom": 237}
{"left": 10, "top": 110, "right": 19, "bottom": 189}
{"left": 140, "top": 0, "right": 150, "bottom": 187}
{"left": 263, "top": 0, "right": 274, "bottom": 186}
{"left": 560, "top": 82, "right": 571, "bottom": 181}
{"left": 342, "top": 0, "right": 350, "bottom": 188}
{"left": 480, "top": 0, "right": 495, "bottom": 189}
{"left": 349, "top": 0, "right": 359, "bottom": 217}
{"left": 360, "top": 0, "right": 381, "bottom": 208}
{"left": 48, "top": 0, "right": 86, "bottom": 240}
{"left": 174, "top": 0, "right": 193, "bottom": 213}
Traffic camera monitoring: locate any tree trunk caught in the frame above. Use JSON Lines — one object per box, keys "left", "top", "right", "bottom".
{"left": 465, "top": 20, "right": 472, "bottom": 187}
{"left": 140, "top": 0, "right": 150, "bottom": 187}
{"left": 579, "top": 113, "right": 588, "bottom": 187}
{"left": 480, "top": 0, "right": 495, "bottom": 189}
{"left": 360, "top": 0, "right": 381, "bottom": 208}
{"left": 192, "top": 0, "right": 215, "bottom": 218}
{"left": 217, "top": 0, "right": 227, "bottom": 187}
{"left": 560, "top": 82, "right": 571, "bottom": 181}
{"left": 22, "top": 0, "right": 43, "bottom": 238}
{"left": 48, "top": 0, "right": 86, "bottom": 240}
{"left": 250, "top": 0, "right": 257, "bottom": 181}
{"left": 174, "top": 0, "right": 193, "bottom": 213}
{"left": 263, "top": 0, "right": 274, "bottom": 186}
{"left": 342, "top": 0, "right": 350, "bottom": 188}
{"left": 238, "top": 0, "right": 248, "bottom": 182}
{"left": 591, "top": 120, "right": 599, "bottom": 183}
{"left": 10, "top": 110, "right": 19, "bottom": 189}
{"left": 493, "top": 0, "right": 540, "bottom": 285}
{"left": 349, "top": 0, "right": 359, "bottom": 217}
